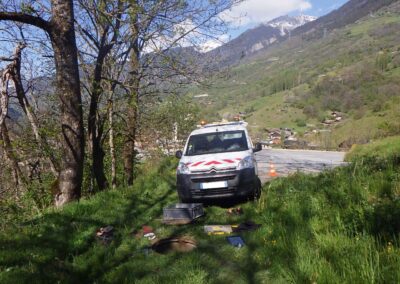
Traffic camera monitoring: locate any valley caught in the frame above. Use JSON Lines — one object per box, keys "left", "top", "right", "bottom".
{"left": 189, "top": 1, "right": 400, "bottom": 150}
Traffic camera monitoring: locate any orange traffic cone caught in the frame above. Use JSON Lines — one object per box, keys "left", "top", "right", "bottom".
{"left": 268, "top": 163, "right": 278, "bottom": 177}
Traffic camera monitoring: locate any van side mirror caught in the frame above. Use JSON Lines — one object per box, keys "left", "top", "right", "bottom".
{"left": 175, "top": 150, "right": 183, "bottom": 159}
{"left": 253, "top": 142, "right": 262, "bottom": 153}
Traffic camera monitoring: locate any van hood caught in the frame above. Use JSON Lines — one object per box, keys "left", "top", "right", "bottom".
{"left": 180, "top": 151, "right": 251, "bottom": 173}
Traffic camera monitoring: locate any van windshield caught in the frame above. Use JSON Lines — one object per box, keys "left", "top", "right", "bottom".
{"left": 185, "top": 130, "right": 249, "bottom": 156}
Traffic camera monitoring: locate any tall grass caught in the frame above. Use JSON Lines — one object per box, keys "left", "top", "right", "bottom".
{"left": 255, "top": 137, "right": 400, "bottom": 282}
{"left": 257, "top": 168, "right": 400, "bottom": 282}
{"left": 1, "top": 139, "right": 399, "bottom": 283}
{"left": 345, "top": 135, "right": 400, "bottom": 165}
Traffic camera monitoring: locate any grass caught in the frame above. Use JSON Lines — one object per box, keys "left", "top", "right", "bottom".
{"left": 326, "top": 110, "right": 398, "bottom": 146}
{"left": 345, "top": 135, "right": 400, "bottom": 163}
{"left": 1, "top": 138, "right": 400, "bottom": 282}
{"left": 239, "top": 90, "right": 311, "bottom": 135}
{"left": 349, "top": 15, "right": 400, "bottom": 36}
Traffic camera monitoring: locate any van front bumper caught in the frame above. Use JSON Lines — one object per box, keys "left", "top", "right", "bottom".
{"left": 177, "top": 168, "right": 258, "bottom": 202}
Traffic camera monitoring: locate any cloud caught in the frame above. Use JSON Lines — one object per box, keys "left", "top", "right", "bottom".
{"left": 143, "top": 1, "right": 314, "bottom": 53}
{"left": 144, "top": 20, "right": 229, "bottom": 53}
{"left": 224, "top": 0, "right": 312, "bottom": 26}
{"left": 143, "top": 20, "right": 197, "bottom": 53}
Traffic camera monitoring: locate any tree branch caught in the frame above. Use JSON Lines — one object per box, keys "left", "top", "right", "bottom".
{"left": 0, "top": 12, "right": 51, "bottom": 33}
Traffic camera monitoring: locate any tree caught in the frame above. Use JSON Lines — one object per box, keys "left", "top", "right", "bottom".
{"left": 0, "top": 62, "right": 23, "bottom": 194}
{"left": 1, "top": 0, "right": 242, "bottom": 202}
{"left": 76, "top": 0, "right": 127, "bottom": 191}
{"left": 0, "top": 0, "right": 84, "bottom": 206}
{"left": 140, "top": 96, "right": 200, "bottom": 155}
{"left": 123, "top": 0, "right": 242, "bottom": 185}
{"left": 1, "top": 43, "right": 58, "bottom": 176}
{"left": 376, "top": 50, "right": 390, "bottom": 72}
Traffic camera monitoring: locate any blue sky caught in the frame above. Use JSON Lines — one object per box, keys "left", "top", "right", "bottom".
{"left": 225, "top": 0, "right": 349, "bottom": 38}
{"left": 308, "top": 0, "right": 348, "bottom": 17}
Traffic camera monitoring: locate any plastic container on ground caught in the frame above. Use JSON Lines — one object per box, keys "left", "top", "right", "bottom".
{"left": 163, "top": 203, "right": 204, "bottom": 224}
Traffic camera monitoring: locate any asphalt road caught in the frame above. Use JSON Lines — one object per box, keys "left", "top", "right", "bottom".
{"left": 255, "top": 149, "right": 347, "bottom": 183}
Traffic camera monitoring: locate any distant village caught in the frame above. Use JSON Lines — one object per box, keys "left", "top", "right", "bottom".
{"left": 260, "top": 111, "right": 346, "bottom": 150}
{"left": 134, "top": 109, "right": 347, "bottom": 157}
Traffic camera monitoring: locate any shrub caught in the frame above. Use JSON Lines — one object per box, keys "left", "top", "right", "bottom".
{"left": 295, "top": 118, "right": 307, "bottom": 127}
{"left": 376, "top": 50, "right": 391, "bottom": 71}
{"left": 303, "top": 105, "right": 319, "bottom": 118}
{"left": 353, "top": 108, "right": 365, "bottom": 120}
{"left": 270, "top": 70, "right": 299, "bottom": 94}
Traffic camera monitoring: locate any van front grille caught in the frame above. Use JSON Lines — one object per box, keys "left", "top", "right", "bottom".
{"left": 191, "top": 175, "right": 236, "bottom": 183}
{"left": 191, "top": 188, "right": 235, "bottom": 196}
{"left": 191, "top": 166, "right": 236, "bottom": 173}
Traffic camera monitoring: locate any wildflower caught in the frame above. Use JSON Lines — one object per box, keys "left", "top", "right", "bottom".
{"left": 387, "top": 241, "right": 393, "bottom": 253}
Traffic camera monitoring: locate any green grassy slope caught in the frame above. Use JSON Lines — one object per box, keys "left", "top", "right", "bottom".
{"left": 1, "top": 137, "right": 400, "bottom": 283}
{"left": 192, "top": 3, "right": 400, "bottom": 146}
{"left": 346, "top": 135, "right": 400, "bottom": 162}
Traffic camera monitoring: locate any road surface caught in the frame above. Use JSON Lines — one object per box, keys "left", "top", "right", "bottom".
{"left": 255, "top": 149, "right": 347, "bottom": 183}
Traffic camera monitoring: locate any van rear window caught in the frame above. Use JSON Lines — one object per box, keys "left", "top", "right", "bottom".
{"left": 185, "top": 130, "right": 248, "bottom": 156}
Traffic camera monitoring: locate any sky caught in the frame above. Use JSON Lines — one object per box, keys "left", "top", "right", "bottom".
{"left": 204, "top": 0, "right": 349, "bottom": 49}
{"left": 229, "top": 0, "right": 348, "bottom": 30}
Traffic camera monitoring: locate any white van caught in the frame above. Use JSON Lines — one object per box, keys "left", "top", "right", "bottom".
{"left": 175, "top": 121, "right": 262, "bottom": 203}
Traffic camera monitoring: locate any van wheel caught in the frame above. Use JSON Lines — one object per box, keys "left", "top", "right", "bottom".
{"left": 254, "top": 178, "right": 262, "bottom": 200}
{"left": 179, "top": 196, "right": 190, "bottom": 203}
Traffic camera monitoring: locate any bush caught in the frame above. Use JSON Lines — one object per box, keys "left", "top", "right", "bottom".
{"left": 372, "top": 100, "right": 385, "bottom": 112}
{"left": 376, "top": 50, "right": 391, "bottom": 71}
{"left": 295, "top": 118, "right": 307, "bottom": 127}
{"left": 353, "top": 108, "right": 365, "bottom": 120}
{"left": 378, "top": 121, "right": 400, "bottom": 136}
{"left": 270, "top": 70, "right": 299, "bottom": 94}
{"left": 378, "top": 83, "right": 400, "bottom": 98}
{"left": 303, "top": 104, "right": 319, "bottom": 118}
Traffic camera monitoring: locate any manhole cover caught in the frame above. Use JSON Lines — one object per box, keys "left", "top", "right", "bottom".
{"left": 152, "top": 237, "right": 197, "bottom": 254}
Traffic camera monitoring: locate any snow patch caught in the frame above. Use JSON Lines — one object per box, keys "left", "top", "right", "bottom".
{"left": 265, "top": 15, "right": 317, "bottom": 34}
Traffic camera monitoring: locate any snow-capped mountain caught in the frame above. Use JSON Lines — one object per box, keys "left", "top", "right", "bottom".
{"left": 266, "top": 15, "right": 317, "bottom": 36}
{"left": 208, "top": 15, "right": 316, "bottom": 66}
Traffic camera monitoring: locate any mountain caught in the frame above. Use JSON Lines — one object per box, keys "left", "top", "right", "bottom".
{"left": 193, "top": 0, "right": 400, "bottom": 148}
{"left": 266, "top": 15, "right": 317, "bottom": 36}
{"left": 209, "top": 0, "right": 399, "bottom": 67}
{"left": 207, "top": 15, "right": 316, "bottom": 66}
{"left": 293, "top": 0, "right": 399, "bottom": 39}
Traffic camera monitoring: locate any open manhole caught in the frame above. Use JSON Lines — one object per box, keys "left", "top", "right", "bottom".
{"left": 152, "top": 237, "right": 197, "bottom": 254}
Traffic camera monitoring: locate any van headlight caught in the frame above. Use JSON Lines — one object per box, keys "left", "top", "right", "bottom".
{"left": 237, "top": 156, "right": 255, "bottom": 170}
{"left": 177, "top": 162, "right": 190, "bottom": 174}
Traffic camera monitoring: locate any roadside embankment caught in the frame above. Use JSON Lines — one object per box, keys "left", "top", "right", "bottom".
{"left": 1, "top": 139, "right": 399, "bottom": 282}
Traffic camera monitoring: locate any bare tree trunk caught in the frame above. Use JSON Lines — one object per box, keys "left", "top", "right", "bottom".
{"left": 9, "top": 44, "right": 58, "bottom": 176}
{"left": 124, "top": 8, "right": 140, "bottom": 186}
{"left": 79, "top": 0, "right": 123, "bottom": 192}
{"left": 50, "top": 0, "right": 84, "bottom": 206}
{"left": 108, "top": 89, "right": 116, "bottom": 190}
{"left": 0, "top": 122, "right": 23, "bottom": 197}
{"left": 0, "top": 69, "right": 10, "bottom": 127}
{"left": 0, "top": 0, "right": 85, "bottom": 207}
{"left": 123, "top": 91, "right": 138, "bottom": 186}
{"left": 88, "top": 54, "right": 108, "bottom": 191}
